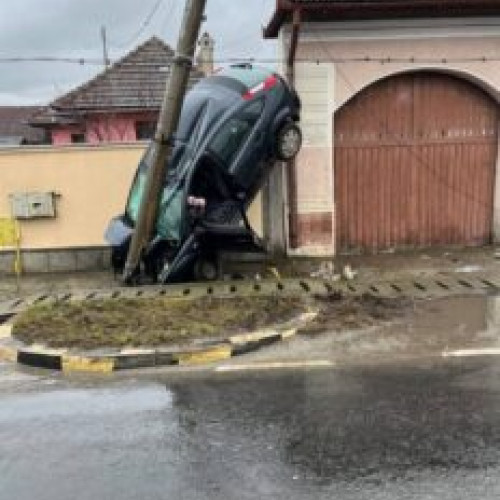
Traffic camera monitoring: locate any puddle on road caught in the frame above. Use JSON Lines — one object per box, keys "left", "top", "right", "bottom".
{"left": 393, "top": 293, "right": 500, "bottom": 353}
{"left": 346, "top": 293, "right": 500, "bottom": 361}
{"left": 245, "top": 293, "right": 500, "bottom": 366}
{"left": 0, "top": 383, "right": 174, "bottom": 423}
{"left": 164, "top": 362, "right": 500, "bottom": 499}
{"left": 2, "top": 340, "right": 500, "bottom": 500}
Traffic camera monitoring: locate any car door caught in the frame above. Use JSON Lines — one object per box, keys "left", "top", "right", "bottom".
{"left": 207, "top": 98, "right": 265, "bottom": 192}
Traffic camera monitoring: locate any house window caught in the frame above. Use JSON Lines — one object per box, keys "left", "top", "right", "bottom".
{"left": 71, "top": 133, "right": 85, "bottom": 144}
{"left": 135, "top": 121, "right": 156, "bottom": 140}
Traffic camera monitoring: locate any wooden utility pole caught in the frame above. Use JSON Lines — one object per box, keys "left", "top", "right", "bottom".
{"left": 122, "top": 0, "right": 207, "bottom": 283}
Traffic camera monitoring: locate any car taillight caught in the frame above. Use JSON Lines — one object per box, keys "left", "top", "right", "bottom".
{"left": 243, "top": 75, "right": 278, "bottom": 100}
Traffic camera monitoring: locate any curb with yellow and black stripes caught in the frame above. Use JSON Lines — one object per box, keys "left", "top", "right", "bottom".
{"left": 0, "top": 312, "right": 316, "bottom": 374}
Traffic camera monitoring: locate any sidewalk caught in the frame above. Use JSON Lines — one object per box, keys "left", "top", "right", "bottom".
{"left": 1, "top": 246, "right": 500, "bottom": 373}
{"left": 1, "top": 246, "right": 499, "bottom": 301}
{"left": 0, "top": 270, "right": 117, "bottom": 302}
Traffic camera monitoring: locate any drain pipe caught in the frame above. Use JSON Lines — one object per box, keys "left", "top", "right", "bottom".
{"left": 286, "top": 7, "right": 301, "bottom": 248}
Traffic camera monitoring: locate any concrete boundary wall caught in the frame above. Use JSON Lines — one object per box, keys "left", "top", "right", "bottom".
{"left": 0, "top": 246, "right": 111, "bottom": 274}
{"left": 0, "top": 143, "right": 145, "bottom": 250}
{"left": 0, "top": 143, "right": 264, "bottom": 271}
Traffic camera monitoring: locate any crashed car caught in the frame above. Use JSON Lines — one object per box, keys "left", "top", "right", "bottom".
{"left": 105, "top": 63, "right": 302, "bottom": 283}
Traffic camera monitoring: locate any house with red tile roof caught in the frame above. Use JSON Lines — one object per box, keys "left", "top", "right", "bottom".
{"left": 30, "top": 35, "right": 212, "bottom": 145}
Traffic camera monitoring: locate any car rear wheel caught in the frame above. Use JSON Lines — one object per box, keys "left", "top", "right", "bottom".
{"left": 276, "top": 122, "right": 302, "bottom": 161}
{"left": 193, "top": 255, "right": 219, "bottom": 281}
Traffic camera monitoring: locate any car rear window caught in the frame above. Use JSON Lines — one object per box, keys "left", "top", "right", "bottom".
{"left": 219, "top": 66, "right": 274, "bottom": 89}
{"left": 200, "top": 66, "right": 275, "bottom": 95}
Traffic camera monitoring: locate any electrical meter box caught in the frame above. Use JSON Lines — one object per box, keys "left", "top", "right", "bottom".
{"left": 9, "top": 192, "right": 57, "bottom": 219}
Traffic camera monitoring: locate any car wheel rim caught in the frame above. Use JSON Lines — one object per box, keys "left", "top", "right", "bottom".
{"left": 196, "top": 258, "right": 218, "bottom": 281}
{"left": 202, "top": 263, "right": 217, "bottom": 280}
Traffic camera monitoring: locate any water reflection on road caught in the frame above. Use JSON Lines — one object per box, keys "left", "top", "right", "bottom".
{"left": 2, "top": 293, "right": 500, "bottom": 499}
{"left": 1, "top": 357, "right": 500, "bottom": 499}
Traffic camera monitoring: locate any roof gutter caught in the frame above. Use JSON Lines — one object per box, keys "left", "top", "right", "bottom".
{"left": 285, "top": 7, "right": 301, "bottom": 248}
{"left": 263, "top": 0, "right": 500, "bottom": 38}
{"left": 286, "top": 8, "right": 301, "bottom": 86}
{"left": 263, "top": 0, "right": 291, "bottom": 39}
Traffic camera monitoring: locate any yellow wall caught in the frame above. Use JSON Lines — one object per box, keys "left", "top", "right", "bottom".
{"left": 0, "top": 144, "right": 262, "bottom": 249}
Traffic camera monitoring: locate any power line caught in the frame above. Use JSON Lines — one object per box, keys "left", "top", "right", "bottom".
{"left": 0, "top": 56, "right": 103, "bottom": 65}
{"left": 109, "top": 0, "right": 165, "bottom": 49}
{"left": 211, "top": 56, "right": 499, "bottom": 64}
{"left": 159, "top": 0, "right": 179, "bottom": 38}
{"left": 0, "top": 55, "right": 499, "bottom": 65}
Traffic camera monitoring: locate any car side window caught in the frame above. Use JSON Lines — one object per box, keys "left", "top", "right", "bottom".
{"left": 208, "top": 99, "right": 264, "bottom": 168}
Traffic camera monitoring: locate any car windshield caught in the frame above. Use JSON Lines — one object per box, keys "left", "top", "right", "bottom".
{"left": 126, "top": 144, "right": 157, "bottom": 223}
{"left": 126, "top": 150, "right": 183, "bottom": 242}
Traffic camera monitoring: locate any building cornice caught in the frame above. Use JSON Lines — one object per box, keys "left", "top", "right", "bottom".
{"left": 264, "top": 0, "right": 500, "bottom": 38}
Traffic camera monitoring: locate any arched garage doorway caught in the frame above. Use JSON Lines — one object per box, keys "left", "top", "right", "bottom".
{"left": 334, "top": 72, "right": 499, "bottom": 253}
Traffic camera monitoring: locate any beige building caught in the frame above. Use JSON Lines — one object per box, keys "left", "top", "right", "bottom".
{"left": 265, "top": 0, "right": 500, "bottom": 255}
{"left": 0, "top": 143, "right": 262, "bottom": 272}
{"left": 0, "top": 144, "right": 142, "bottom": 272}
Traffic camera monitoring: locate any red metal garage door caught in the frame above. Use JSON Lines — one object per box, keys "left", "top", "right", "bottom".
{"left": 334, "top": 72, "right": 498, "bottom": 252}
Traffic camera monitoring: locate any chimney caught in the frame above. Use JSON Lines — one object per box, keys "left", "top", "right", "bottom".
{"left": 197, "top": 32, "right": 215, "bottom": 76}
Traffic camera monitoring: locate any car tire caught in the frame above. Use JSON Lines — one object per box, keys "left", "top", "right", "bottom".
{"left": 193, "top": 255, "right": 219, "bottom": 281}
{"left": 276, "top": 121, "right": 302, "bottom": 161}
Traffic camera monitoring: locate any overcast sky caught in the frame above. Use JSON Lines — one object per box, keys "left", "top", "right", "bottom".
{"left": 0, "top": 0, "right": 277, "bottom": 106}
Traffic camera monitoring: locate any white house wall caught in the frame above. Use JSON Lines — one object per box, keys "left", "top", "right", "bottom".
{"left": 281, "top": 17, "right": 500, "bottom": 253}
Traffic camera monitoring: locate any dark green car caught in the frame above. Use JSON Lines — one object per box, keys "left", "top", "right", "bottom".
{"left": 105, "top": 64, "right": 302, "bottom": 283}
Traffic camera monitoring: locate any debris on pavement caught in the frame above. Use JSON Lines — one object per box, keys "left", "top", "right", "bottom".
{"left": 310, "top": 261, "right": 338, "bottom": 280}
{"left": 297, "top": 293, "right": 412, "bottom": 336}
{"left": 454, "top": 265, "right": 484, "bottom": 273}
{"left": 341, "top": 264, "right": 357, "bottom": 281}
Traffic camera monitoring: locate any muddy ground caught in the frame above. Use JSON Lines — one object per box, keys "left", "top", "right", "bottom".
{"left": 11, "top": 293, "right": 411, "bottom": 350}
{"left": 297, "top": 293, "right": 412, "bottom": 336}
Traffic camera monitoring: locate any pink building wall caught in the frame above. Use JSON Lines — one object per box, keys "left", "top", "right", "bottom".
{"left": 50, "top": 112, "right": 157, "bottom": 145}
{"left": 52, "top": 128, "right": 78, "bottom": 145}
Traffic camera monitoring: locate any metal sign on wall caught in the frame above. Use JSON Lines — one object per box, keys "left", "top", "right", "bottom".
{"left": 9, "top": 192, "right": 57, "bottom": 219}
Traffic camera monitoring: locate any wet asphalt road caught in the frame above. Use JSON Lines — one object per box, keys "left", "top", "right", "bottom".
{"left": 1, "top": 356, "right": 500, "bottom": 500}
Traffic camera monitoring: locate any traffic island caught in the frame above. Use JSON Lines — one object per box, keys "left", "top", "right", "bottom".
{"left": 1, "top": 293, "right": 412, "bottom": 373}
{"left": 4, "top": 295, "right": 316, "bottom": 372}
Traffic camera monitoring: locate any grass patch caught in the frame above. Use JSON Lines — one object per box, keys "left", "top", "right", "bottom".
{"left": 12, "top": 295, "right": 307, "bottom": 350}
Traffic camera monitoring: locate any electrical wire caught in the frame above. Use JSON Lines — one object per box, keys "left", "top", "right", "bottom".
{"left": 0, "top": 56, "right": 104, "bottom": 65}
{"left": 158, "top": 0, "right": 180, "bottom": 39}
{"left": 0, "top": 55, "right": 498, "bottom": 65}
{"left": 109, "top": 0, "right": 165, "bottom": 49}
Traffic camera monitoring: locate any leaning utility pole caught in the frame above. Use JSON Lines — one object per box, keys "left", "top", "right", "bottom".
{"left": 122, "top": 0, "right": 207, "bottom": 283}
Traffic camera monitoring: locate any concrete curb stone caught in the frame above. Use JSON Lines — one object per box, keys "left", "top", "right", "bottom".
{"left": 0, "top": 312, "right": 317, "bottom": 374}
